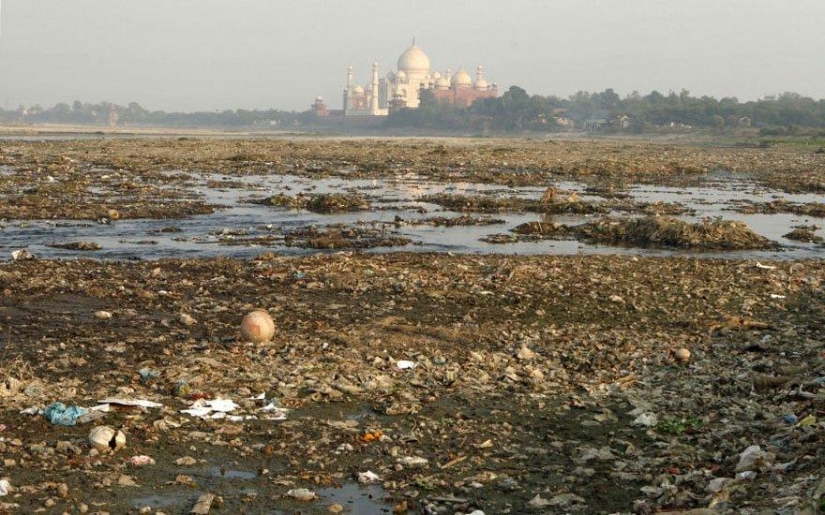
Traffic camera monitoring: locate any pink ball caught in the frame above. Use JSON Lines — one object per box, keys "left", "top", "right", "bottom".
{"left": 240, "top": 309, "right": 275, "bottom": 343}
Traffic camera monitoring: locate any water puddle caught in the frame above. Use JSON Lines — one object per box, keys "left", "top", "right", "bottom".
{"left": 2, "top": 172, "right": 822, "bottom": 260}
{"left": 317, "top": 483, "right": 392, "bottom": 514}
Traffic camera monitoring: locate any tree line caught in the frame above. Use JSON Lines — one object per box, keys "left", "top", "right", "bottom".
{"left": 0, "top": 100, "right": 309, "bottom": 128}
{"left": 386, "top": 87, "right": 825, "bottom": 134}
{"left": 2, "top": 88, "right": 825, "bottom": 134}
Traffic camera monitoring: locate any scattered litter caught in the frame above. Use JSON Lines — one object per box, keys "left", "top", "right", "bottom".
{"left": 138, "top": 368, "right": 160, "bottom": 383}
{"left": 632, "top": 412, "right": 658, "bottom": 427}
{"left": 94, "top": 310, "right": 113, "bottom": 320}
{"left": 11, "top": 249, "right": 35, "bottom": 261}
{"left": 129, "top": 455, "right": 156, "bottom": 467}
{"left": 181, "top": 398, "right": 240, "bottom": 419}
{"left": 287, "top": 488, "right": 317, "bottom": 501}
{"left": 43, "top": 402, "right": 88, "bottom": 426}
{"left": 96, "top": 398, "right": 163, "bottom": 409}
{"left": 88, "top": 426, "right": 126, "bottom": 453}
{"left": 0, "top": 478, "right": 10, "bottom": 496}
{"left": 397, "top": 456, "right": 429, "bottom": 469}
{"left": 527, "top": 494, "right": 551, "bottom": 508}
{"left": 396, "top": 360, "right": 417, "bottom": 370}
{"left": 357, "top": 471, "right": 381, "bottom": 484}
{"left": 796, "top": 414, "right": 817, "bottom": 427}
{"left": 736, "top": 445, "right": 775, "bottom": 473}
{"left": 770, "top": 294, "right": 786, "bottom": 299}
{"left": 755, "top": 262, "right": 777, "bottom": 270}
{"left": 190, "top": 493, "right": 216, "bottom": 515}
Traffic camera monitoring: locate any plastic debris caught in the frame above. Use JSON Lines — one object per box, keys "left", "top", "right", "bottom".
{"left": 736, "top": 445, "right": 775, "bottom": 472}
{"left": 782, "top": 414, "right": 798, "bottom": 424}
{"left": 138, "top": 368, "right": 160, "bottom": 383}
{"left": 0, "top": 478, "right": 10, "bottom": 496}
{"left": 129, "top": 455, "right": 156, "bottom": 466}
{"left": 11, "top": 249, "right": 35, "bottom": 261}
{"left": 632, "top": 412, "right": 658, "bottom": 427}
{"left": 796, "top": 414, "right": 817, "bottom": 427}
{"left": 287, "top": 488, "right": 317, "bottom": 501}
{"left": 181, "top": 398, "right": 240, "bottom": 419}
{"left": 88, "top": 426, "right": 126, "bottom": 453}
{"left": 97, "top": 398, "right": 163, "bottom": 409}
{"left": 43, "top": 402, "right": 88, "bottom": 426}
{"left": 357, "top": 471, "right": 381, "bottom": 484}
{"left": 397, "top": 456, "right": 429, "bottom": 469}
{"left": 190, "top": 493, "right": 215, "bottom": 514}
{"left": 396, "top": 360, "right": 417, "bottom": 370}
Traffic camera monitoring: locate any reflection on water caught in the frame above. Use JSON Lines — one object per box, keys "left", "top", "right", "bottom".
{"left": 1, "top": 172, "right": 822, "bottom": 261}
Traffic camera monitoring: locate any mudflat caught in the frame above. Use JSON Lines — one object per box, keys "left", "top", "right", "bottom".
{"left": 0, "top": 136, "right": 823, "bottom": 514}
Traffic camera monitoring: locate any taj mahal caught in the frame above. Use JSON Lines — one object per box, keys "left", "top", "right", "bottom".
{"left": 312, "top": 41, "right": 498, "bottom": 117}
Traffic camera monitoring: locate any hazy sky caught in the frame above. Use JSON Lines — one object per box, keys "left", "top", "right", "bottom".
{"left": 0, "top": 0, "right": 823, "bottom": 112}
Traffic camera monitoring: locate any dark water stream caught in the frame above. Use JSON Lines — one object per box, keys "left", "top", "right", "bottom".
{"left": 1, "top": 172, "right": 823, "bottom": 261}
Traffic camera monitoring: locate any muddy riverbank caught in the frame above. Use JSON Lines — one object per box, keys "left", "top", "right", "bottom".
{"left": 0, "top": 137, "right": 823, "bottom": 514}
{"left": 0, "top": 253, "right": 823, "bottom": 514}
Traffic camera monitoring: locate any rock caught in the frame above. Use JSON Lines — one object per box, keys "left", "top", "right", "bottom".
{"left": 178, "top": 313, "right": 197, "bottom": 326}
{"left": 674, "top": 348, "right": 691, "bottom": 362}
{"left": 516, "top": 343, "right": 537, "bottom": 361}
{"left": 94, "top": 311, "right": 113, "bottom": 320}
{"left": 527, "top": 494, "right": 551, "bottom": 508}
{"left": 632, "top": 413, "right": 658, "bottom": 427}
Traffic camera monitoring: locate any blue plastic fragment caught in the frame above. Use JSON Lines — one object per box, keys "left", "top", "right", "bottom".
{"left": 43, "top": 402, "right": 88, "bottom": 426}
{"left": 781, "top": 414, "right": 798, "bottom": 425}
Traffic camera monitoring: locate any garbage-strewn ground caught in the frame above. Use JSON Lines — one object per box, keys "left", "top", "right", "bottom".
{"left": 0, "top": 254, "right": 823, "bottom": 514}
{"left": 0, "top": 136, "right": 823, "bottom": 514}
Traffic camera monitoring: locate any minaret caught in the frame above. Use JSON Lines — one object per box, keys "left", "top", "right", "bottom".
{"left": 370, "top": 61, "right": 379, "bottom": 115}
{"left": 344, "top": 66, "right": 354, "bottom": 114}
{"left": 476, "top": 65, "right": 484, "bottom": 84}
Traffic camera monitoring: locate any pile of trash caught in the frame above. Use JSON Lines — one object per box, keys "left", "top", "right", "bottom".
{"left": 577, "top": 216, "right": 775, "bottom": 250}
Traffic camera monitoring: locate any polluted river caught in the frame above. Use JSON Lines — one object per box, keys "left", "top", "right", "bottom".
{"left": 0, "top": 137, "right": 823, "bottom": 515}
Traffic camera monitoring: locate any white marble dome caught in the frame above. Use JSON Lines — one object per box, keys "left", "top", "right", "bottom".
{"left": 397, "top": 44, "right": 431, "bottom": 72}
{"left": 435, "top": 76, "right": 450, "bottom": 90}
{"left": 451, "top": 68, "right": 473, "bottom": 88}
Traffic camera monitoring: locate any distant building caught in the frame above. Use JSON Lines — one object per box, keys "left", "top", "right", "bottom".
{"left": 335, "top": 41, "right": 498, "bottom": 117}
{"left": 311, "top": 97, "right": 330, "bottom": 117}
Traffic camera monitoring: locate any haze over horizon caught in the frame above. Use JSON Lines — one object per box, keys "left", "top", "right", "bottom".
{"left": 0, "top": 0, "right": 823, "bottom": 113}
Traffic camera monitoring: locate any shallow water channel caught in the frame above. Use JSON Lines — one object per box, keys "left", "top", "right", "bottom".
{"left": 1, "top": 172, "right": 823, "bottom": 260}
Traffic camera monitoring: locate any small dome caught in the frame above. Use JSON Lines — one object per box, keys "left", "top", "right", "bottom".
{"left": 315, "top": 96, "right": 324, "bottom": 102}
{"left": 451, "top": 68, "right": 473, "bottom": 88}
{"left": 397, "top": 44, "right": 431, "bottom": 72}
{"left": 432, "top": 71, "right": 442, "bottom": 80}
{"left": 474, "top": 78, "right": 489, "bottom": 90}
{"left": 434, "top": 76, "right": 450, "bottom": 90}
{"left": 353, "top": 85, "right": 365, "bottom": 94}
{"left": 386, "top": 71, "right": 396, "bottom": 80}
{"left": 396, "top": 70, "right": 407, "bottom": 81}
